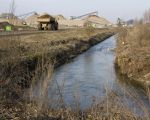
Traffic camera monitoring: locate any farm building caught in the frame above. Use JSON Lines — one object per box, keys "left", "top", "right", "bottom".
{"left": 0, "top": 13, "right": 24, "bottom": 26}
{"left": 0, "top": 22, "right": 14, "bottom": 31}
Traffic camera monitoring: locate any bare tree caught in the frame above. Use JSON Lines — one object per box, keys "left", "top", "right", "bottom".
{"left": 143, "top": 9, "right": 150, "bottom": 24}
{"left": 9, "top": 0, "right": 16, "bottom": 25}
{"left": 9, "top": 0, "right": 16, "bottom": 17}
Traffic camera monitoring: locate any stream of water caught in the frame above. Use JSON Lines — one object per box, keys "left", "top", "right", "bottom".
{"left": 36, "top": 36, "right": 150, "bottom": 116}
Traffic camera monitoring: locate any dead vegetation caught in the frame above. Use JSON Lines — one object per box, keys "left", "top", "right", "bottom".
{"left": 115, "top": 24, "right": 150, "bottom": 91}
{"left": 1, "top": 27, "right": 150, "bottom": 119}
{"left": 0, "top": 28, "right": 115, "bottom": 120}
{"left": 0, "top": 29, "right": 111, "bottom": 60}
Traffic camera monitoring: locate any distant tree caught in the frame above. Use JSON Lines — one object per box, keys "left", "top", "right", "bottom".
{"left": 134, "top": 18, "right": 143, "bottom": 25}
{"left": 8, "top": 0, "right": 16, "bottom": 25}
{"left": 143, "top": 9, "right": 150, "bottom": 24}
{"left": 117, "top": 18, "right": 122, "bottom": 26}
{"left": 117, "top": 18, "right": 126, "bottom": 27}
{"left": 9, "top": 0, "right": 16, "bottom": 16}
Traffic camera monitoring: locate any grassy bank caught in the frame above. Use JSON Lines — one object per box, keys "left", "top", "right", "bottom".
{"left": 115, "top": 25, "right": 150, "bottom": 90}
{"left": 0, "top": 29, "right": 150, "bottom": 120}
{"left": 1, "top": 27, "right": 150, "bottom": 119}
{"left": 0, "top": 28, "right": 117, "bottom": 119}
{"left": 0, "top": 28, "right": 113, "bottom": 88}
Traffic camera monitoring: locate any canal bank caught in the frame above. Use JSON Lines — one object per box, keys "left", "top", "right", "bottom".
{"left": 1, "top": 33, "right": 150, "bottom": 120}
{"left": 0, "top": 29, "right": 114, "bottom": 89}
{"left": 0, "top": 29, "right": 115, "bottom": 119}
{"left": 45, "top": 36, "right": 150, "bottom": 115}
{"left": 27, "top": 36, "right": 150, "bottom": 119}
{"left": 115, "top": 25, "right": 150, "bottom": 90}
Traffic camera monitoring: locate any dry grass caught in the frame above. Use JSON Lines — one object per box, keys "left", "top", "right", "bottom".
{"left": 0, "top": 29, "right": 110, "bottom": 62}
{"left": 1, "top": 63, "right": 149, "bottom": 120}
{"left": 1, "top": 27, "right": 150, "bottom": 119}
{"left": 0, "top": 29, "right": 113, "bottom": 89}
{"left": 0, "top": 28, "right": 115, "bottom": 119}
{"left": 116, "top": 24, "right": 150, "bottom": 91}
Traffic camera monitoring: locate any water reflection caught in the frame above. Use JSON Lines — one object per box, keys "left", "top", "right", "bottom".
{"left": 48, "top": 36, "right": 150, "bottom": 116}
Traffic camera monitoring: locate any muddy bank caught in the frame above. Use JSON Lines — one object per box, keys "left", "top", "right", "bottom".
{"left": 115, "top": 25, "right": 150, "bottom": 90}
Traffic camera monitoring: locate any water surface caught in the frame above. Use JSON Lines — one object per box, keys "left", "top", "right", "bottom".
{"left": 47, "top": 36, "right": 150, "bottom": 116}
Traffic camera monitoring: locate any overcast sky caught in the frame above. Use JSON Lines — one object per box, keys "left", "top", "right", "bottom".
{"left": 0, "top": 0, "right": 150, "bottom": 23}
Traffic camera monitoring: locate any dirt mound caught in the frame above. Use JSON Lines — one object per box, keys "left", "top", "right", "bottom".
{"left": 9, "top": 18, "right": 23, "bottom": 26}
{"left": 83, "top": 15, "right": 111, "bottom": 25}
{"left": 58, "top": 19, "right": 85, "bottom": 28}
{"left": 25, "top": 14, "right": 39, "bottom": 28}
{"left": 55, "top": 15, "right": 66, "bottom": 20}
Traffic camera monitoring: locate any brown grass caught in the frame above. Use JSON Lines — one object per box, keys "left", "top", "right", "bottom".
{"left": 1, "top": 27, "right": 150, "bottom": 119}
{"left": 0, "top": 29, "right": 111, "bottom": 62}
{"left": 0, "top": 28, "right": 114, "bottom": 119}
{"left": 115, "top": 24, "right": 150, "bottom": 90}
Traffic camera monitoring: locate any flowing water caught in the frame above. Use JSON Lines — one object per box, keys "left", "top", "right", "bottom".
{"left": 35, "top": 36, "right": 150, "bottom": 116}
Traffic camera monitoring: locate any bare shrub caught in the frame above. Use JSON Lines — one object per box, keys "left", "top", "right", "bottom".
{"left": 143, "top": 9, "right": 150, "bottom": 24}
{"left": 85, "top": 26, "right": 96, "bottom": 37}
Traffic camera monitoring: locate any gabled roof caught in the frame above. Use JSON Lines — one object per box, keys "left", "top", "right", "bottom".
{"left": 0, "top": 13, "right": 16, "bottom": 19}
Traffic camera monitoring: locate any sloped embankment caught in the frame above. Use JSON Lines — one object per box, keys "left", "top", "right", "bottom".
{"left": 115, "top": 25, "right": 150, "bottom": 90}
{"left": 0, "top": 29, "right": 114, "bottom": 119}
{"left": 0, "top": 29, "right": 114, "bottom": 89}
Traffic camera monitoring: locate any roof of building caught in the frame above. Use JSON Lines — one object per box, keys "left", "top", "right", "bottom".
{"left": 0, "top": 13, "right": 16, "bottom": 19}
{"left": 0, "top": 22, "right": 13, "bottom": 29}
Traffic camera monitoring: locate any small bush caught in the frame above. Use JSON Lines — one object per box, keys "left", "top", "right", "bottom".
{"left": 85, "top": 26, "right": 95, "bottom": 37}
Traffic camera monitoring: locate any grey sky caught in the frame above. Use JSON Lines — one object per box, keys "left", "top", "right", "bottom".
{"left": 0, "top": 0, "right": 150, "bottom": 23}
